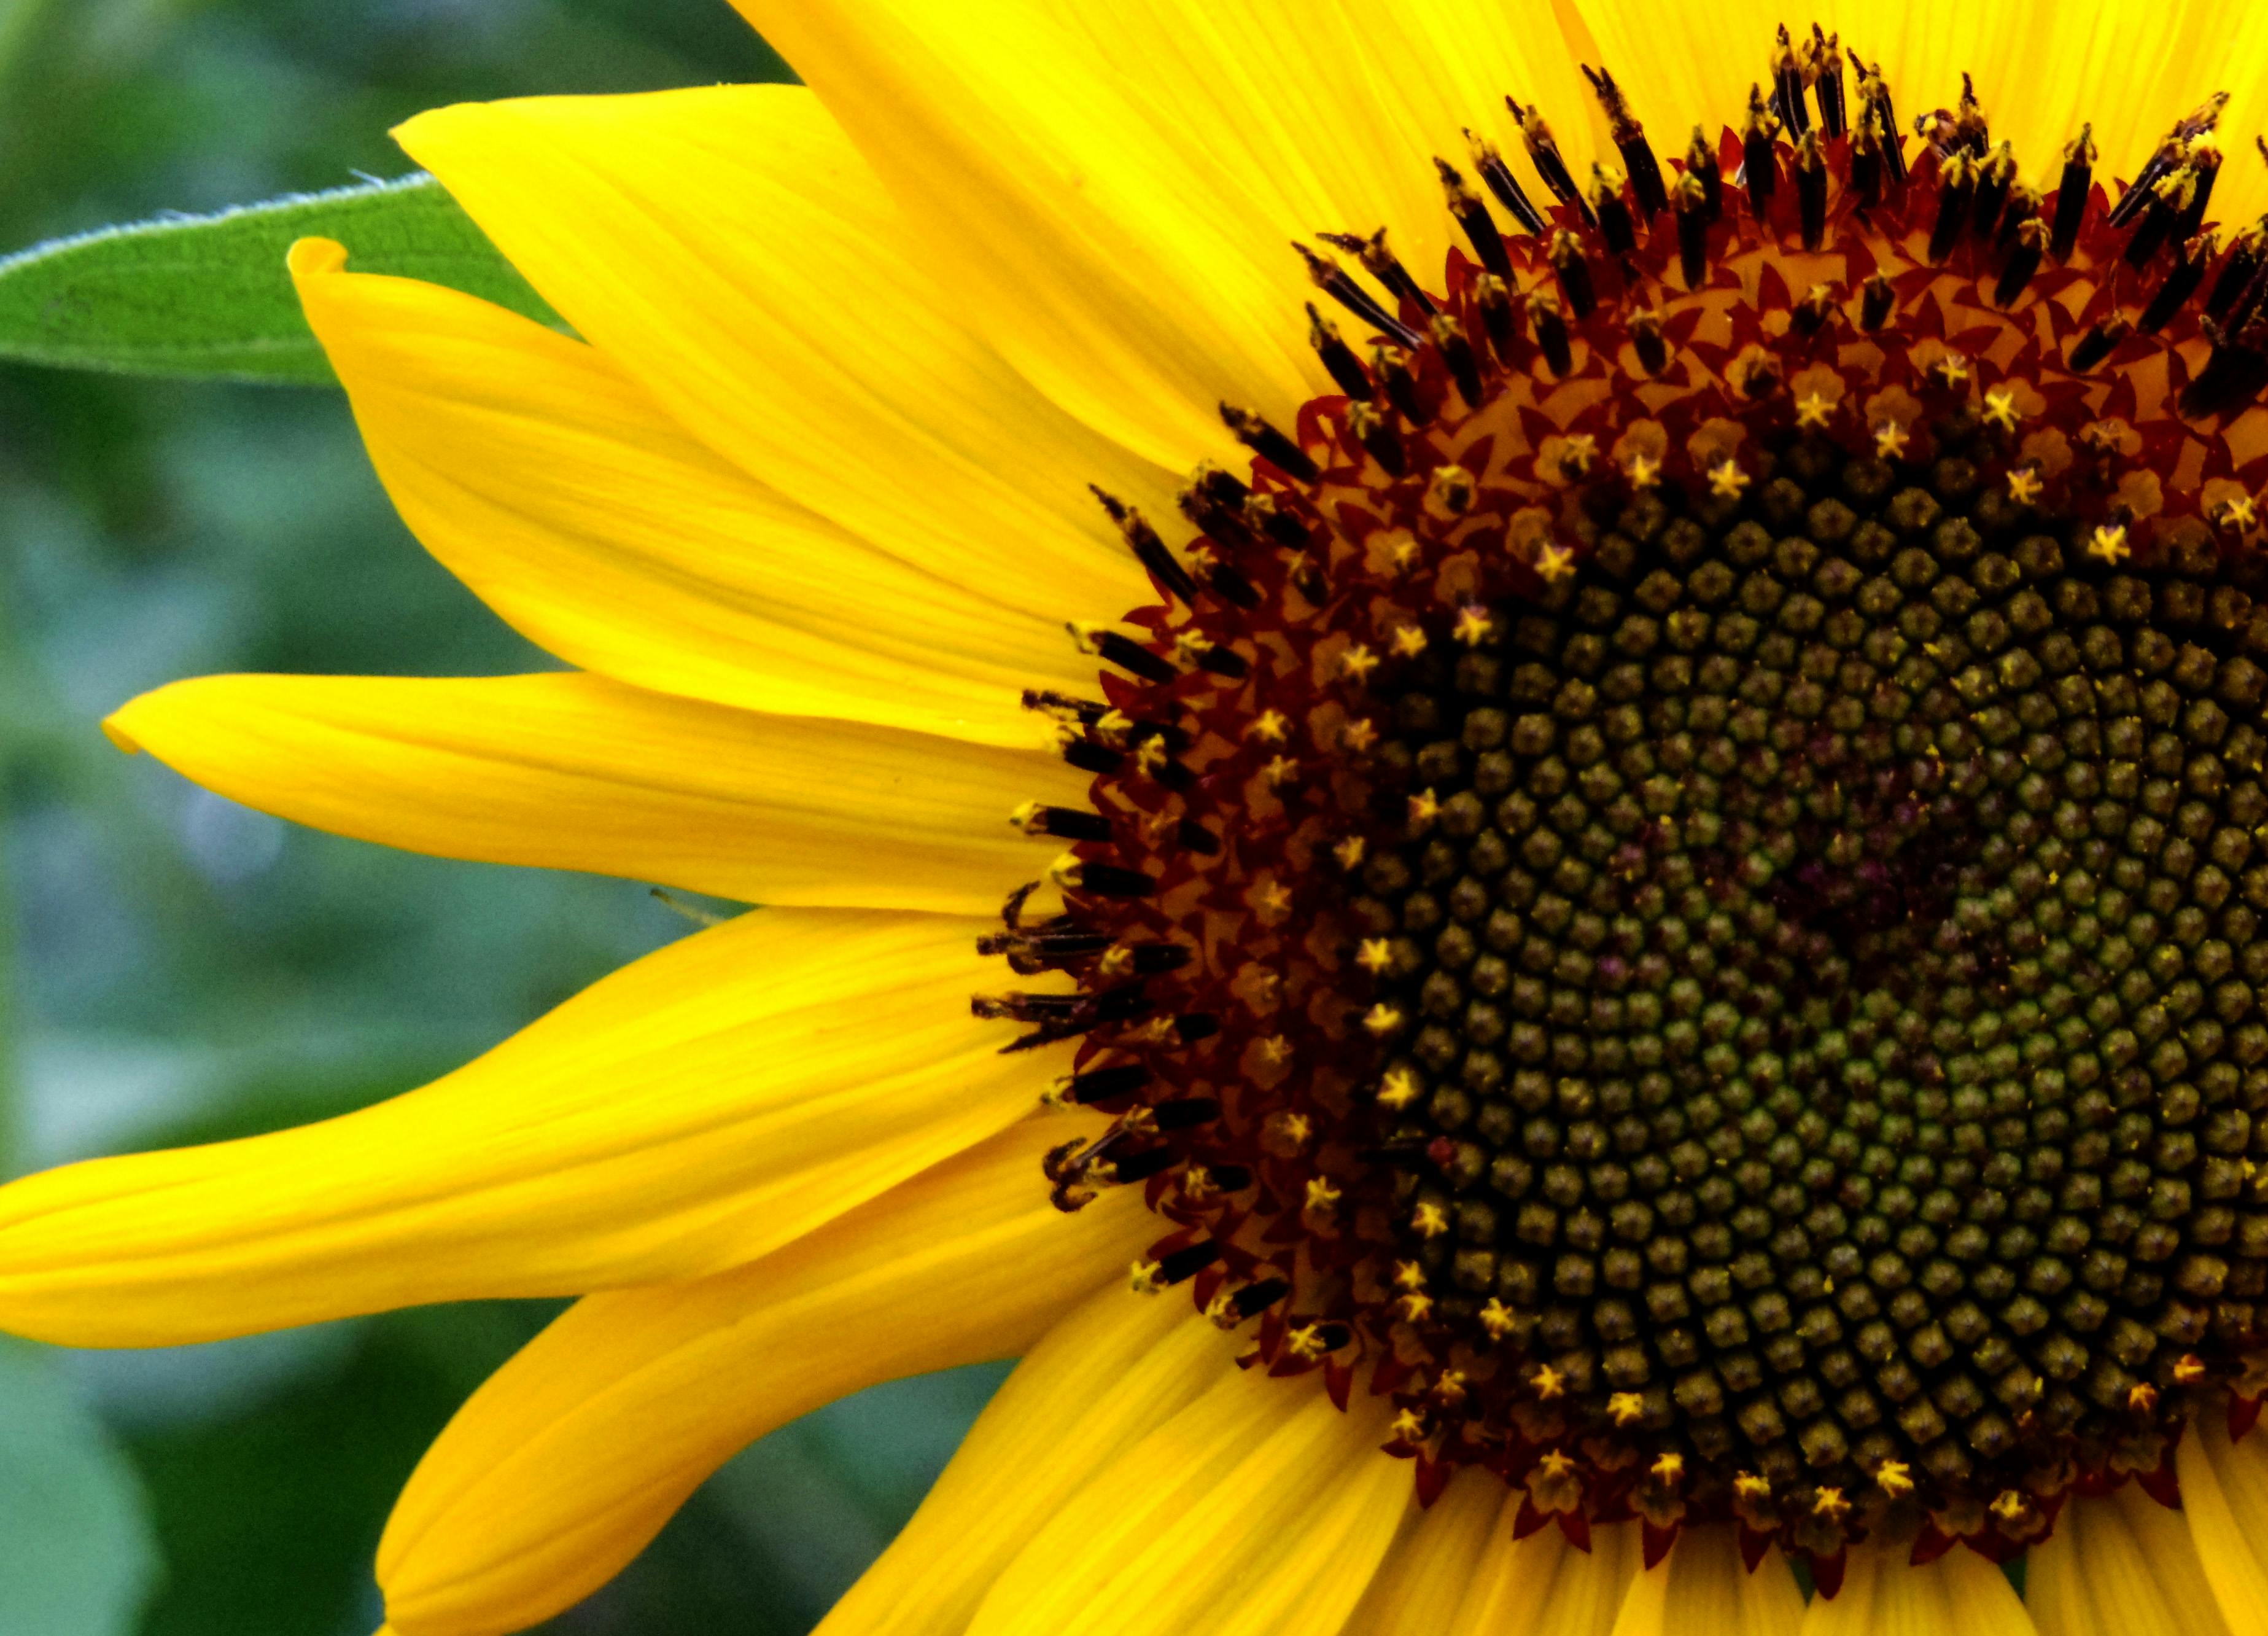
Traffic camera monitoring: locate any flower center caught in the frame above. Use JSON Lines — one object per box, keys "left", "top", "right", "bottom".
{"left": 980, "top": 34, "right": 2268, "bottom": 1580}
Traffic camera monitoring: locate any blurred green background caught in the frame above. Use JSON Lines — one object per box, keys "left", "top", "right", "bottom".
{"left": 0, "top": 2, "right": 1008, "bottom": 1632}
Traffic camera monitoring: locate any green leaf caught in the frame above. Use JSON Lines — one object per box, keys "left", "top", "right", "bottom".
{"left": 0, "top": 1339, "right": 159, "bottom": 1636}
{"left": 0, "top": 174, "right": 560, "bottom": 384}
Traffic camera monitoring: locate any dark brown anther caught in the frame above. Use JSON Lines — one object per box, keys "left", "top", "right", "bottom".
{"left": 2141, "top": 233, "right": 2215, "bottom": 333}
{"left": 1372, "top": 344, "right": 1431, "bottom": 426}
{"left": 1859, "top": 273, "right": 1895, "bottom": 331}
{"left": 1529, "top": 289, "right": 1573, "bottom": 375}
{"left": 1220, "top": 403, "right": 1319, "bottom": 482}
{"left": 1951, "top": 71, "right": 1989, "bottom": 155}
{"left": 1770, "top": 24, "right": 1809, "bottom": 136}
{"left": 1994, "top": 217, "right": 2047, "bottom": 307}
{"left": 1293, "top": 241, "right": 1423, "bottom": 349}
{"left": 1464, "top": 130, "right": 1548, "bottom": 235}
{"left": 1583, "top": 63, "right": 1668, "bottom": 219}
{"left": 1058, "top": 1064, "right": 1149, "bottom": 1106}
{"left": 2208, "top": 220, "right": 2268, "bottom": 320}
{"left": 1230, "top": 1276, "right": 1290, "bottom": 1317}
{"left": 1435, "top": 157, "right": 1513, "bottom": 279}
{"left": 2123, "top": 167, "right": 2192, "bottom": 267}
{"left": 1628, "top": 307, "right": 1668, "bottom": 375}
{"left": 1319, "top": 228, "right": 1436, "bottom": 317}
{"left": 1060, "top": 738, "right": 1126, "bottom": 775}
{"left": 1189, "top": 639, "right": 1249, "bottom": 680}
{"left": 1243, "top": 490, "right": 1311, "bottom": 550}
{"left": 1791, "top": 281, "right": 1838, "bottom": 335}
{"left": 1854, "top": 55, "right": 1906, "bottom": 184}
{"left": 1011, "top": 803, "right": 1114, "bottom": 842}
{"left": 1795, "top": 131, "right": 1828, "bottom": 251}
{"left": 1348, "top": 400, "right": 1408, "bottom": 476}
{"left": 1850, "top": 117, "right": 1884, "bottom": 209}
{"left": 1812, "top": 26, "right": 1846, "bottom": 138}
{"left": 1674, "top": 171, "right": 1711, "bottom": 290}
{"left": 1590, "top": 166, "right": 1639, "bottom": 255}
{"left": 2051, "top": 126, "right": 2096, "bottom": 259}
{"left": 1073, "top": 623, "right": 1179, "bottom": 685}
{"left": 1550, "top": 229, "right": 1596, "bottom": 319}
{"left": 1149, "top": 1241, "right": 1222, "bottom": 1287}
{"left": 1200, "top": 556, "right": 1260, "bottom": 609}
{"left": 1176, "top": 468, "right": 1257, "bottom": 552}
{"left": 1431, "top": 313, "right": 1485, "bottom": 408}
{"left": 1741, "top": 85, "right": 1781, "bottom": 225}
{"left": 1306, "top": 303, "right": 1374, "bottom": 400}
{"left": 2180, "top": 319, "right": 2268, "bottom": 418}
{"left": 2068, "top": 317, "right": 2132, "bottom": 372}
{"left": 1685, "top": 125, "right": 1723, "bottom": 222}
{"left": 1509, "top": 98, "right": 1596, "bottom": 225}
{"left": 1474, "top": 273, "right": 1521, "bottom": 364}
{"left": 1928, "top": 150, "right": 1976, "bottom": 262}
{"left": 1090, "top": 487, "right": 1200, "bottom": 602}
{"left": 1994, "top": 182, "right": 2039, "bottom": 253}
{"left": 1971, "top": 142, "right": 2016, "bottom": 241}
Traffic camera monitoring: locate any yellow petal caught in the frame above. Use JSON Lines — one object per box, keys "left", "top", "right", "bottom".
{"left": 1610, "top": 1525, "right": 1804, "bottom": 1636}
{"left": 378, "top": 1118, "right": 1153, "bottom": 1636}
{"left": 1450, "top": 1505, "right": 1641, "bottom": 1636}
{"left": 966, "top": 1373, "right": 1399, "bottom": 1636}
{"left": 391, "top": 85, "right": 1174, "bottom": 612}
{"left": 2027, "top": 1480, "right": 2231, "bottom": 1636}
{"left": 815, "top": 1292, "right": 1235, "bottom": 1636}
{"left": 106, "top": 669, "right": 1081, "bottom": 913}
{"left": 1798, "top": 1540, "right": 2035, "bottom": 1635}
{"left": 1341, "top": 1467, "right": 1509, "bottom": 1636}
{"left": 734, "top": 0, "right": 1590, "bottom": 467}
{"left": 291, "top": 237, "right": 1094, "bottom": 747}
{"left": 2177, "top": 1414, "right": 2268, "bottom": 1632}
{"left": 0, "top": 908, "right": 1044, "bottom": 1344}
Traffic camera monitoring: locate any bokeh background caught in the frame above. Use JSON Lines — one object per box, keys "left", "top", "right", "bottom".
{"left": 0, "top": 2, "right": 1008, "bottom": 1632}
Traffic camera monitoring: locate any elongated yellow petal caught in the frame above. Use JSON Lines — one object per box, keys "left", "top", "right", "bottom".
{"left": 965, "top": 1372, "right": 1397, "bottom": 1636}
{"left": 1609, "top": 1525, "right": 1803, "bottom": 1636}
{"left": 2028, "top": 1481, "right": 2231, "bottom": 1636}
{"left": 2177, "top": 1415, "right": 2268, "bottom": 1632}
{"left": 106, "top": 670, "right": 1080, "bottom": 913}
{"left": 1799, "top": 1540, "right": 2035, "bottom": 1635}
{"left": 815, "top": 1292, "right": 1235, "bottom": 1636}
{"left": 1188, "top": 1436, "right": 1412, "bottom": 1636}
{"left": 1450, "top": 1512, "right": 1641, "bottom": 1636}
{"left": 0, "top": 909, "right": 1046, "bottom": 1344}
{"left": 290, "top": 238, "right": 1094, "bottom": 747}
{"left": 378, "top": 1118, "right": 1152, "bottom": 1636}
{"left": 734, "top": 0, "right": 1590, "bottom": 469}
{"left": 1341, "top": 1468, "right": 1509, "bottom": 1636}
{"left": 391, "top": 85, "right": 1174, "bottom": 614}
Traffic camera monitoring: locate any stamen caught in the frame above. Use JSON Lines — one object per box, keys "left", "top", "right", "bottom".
{"left": 1741, "top": 86, "right": 1781, "bottom": 223}
{"left": 1372, "top": 345, "right": 1431, "bottom": 426}
{"left": 1859, "top": 271, "right": 1895, "bottom": 329}
{"left": 1434, "top": 158, "right": 1513, "bottom": 279}
{"left": 1010, "top": 801, "right": 1113, "bottom": 841}
{"left": 1674, "top": 173, "right": 1711, "bottom": 289}
{"left": 1318, "top": 228, "right": 1437, "bottom": 317}
{"left": 1854, "top": 55, "right": 1906, "bottom": 183}
{"left": 1305, "top": 305, "right": 1375, "bottom": 400}
{"left": 1348, "top": 400, "right": 1407, "bottom": 475}
{"left": 1219, "top": 403, "right": 1319, "bottom": 481}
{"left": 1463, "top": 130, "right": 1548, "bottom": 235}
{"left": 1431, "top": 314, "right": 1485, "bottom": 408}
{"left": 1794, "top": 131, "right": 1827, "bottom": 251}
{"left": 2052, "top": 125, "right": 2096, "bottom": 259}
{"left": 2207, "top": 217, "right": 2268, "bottom": 320}
{"left": 1684, "top": 127, "right": 1723, "bottom": 222}
{"left": 1090, "top": 488, "right": 1199, "bottom": 603}
{"left": 1507, "top": 99, "right": 1594, "bottom": 225}
{"left": 2138, "top": 231, "right": 2213, "bottom": 332}
{"left": 1068, "top": 621, "right": 1178, "bottom": 685}
{"left": 2068, "top": 316, "right": 2130, "bottom": 371}
{"left": 1994, "top": 216, "right": 2047, "bottom": 306}
{"left": 1994, "top": 181, "right": 2039, "bottom": 252}
{"left": 1292, "top": 241, "right": 1423, "bottom": 349}
{"left": 1769, "top": 25, "right": 1809, "bottom": 136}
{"left": 1472, "top": 273, "right": 1520, "bottom": 363}
{"left": 1928, "top": 150, "right": 1976, "bottom": 261}
{"left": 1050, "top": 1063, "right": 1148, "bottom": 1107}
{"left": 1549, "top": 230, "right": 1596, "bottom": 318}
{"left": 1811, "top": 25, "right": 1847, "bottom": 138}
{"left": 1583, "top": 64, "right": 1669, "bottom": 219}
{"left": 1970, "top": 140, "right": 2016, "bottom": 239}
{"left": 1527, "top": 289, "right": 1572, "bottom": 375}
{"left": 1589, "top": 165, "right": 1639, "bottom": 255}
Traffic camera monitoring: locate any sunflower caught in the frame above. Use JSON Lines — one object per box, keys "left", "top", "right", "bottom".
{"left": 12, "top": 2, "right": 2268, "bottom": 1632}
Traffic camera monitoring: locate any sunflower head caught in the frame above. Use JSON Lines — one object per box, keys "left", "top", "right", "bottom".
{"left": 982, "top": 36, "right": 2268, "bottom": 1582}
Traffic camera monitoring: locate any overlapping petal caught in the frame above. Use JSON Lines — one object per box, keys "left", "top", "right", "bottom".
{"left": 107, "top": 669, "right": 1079, "bottom": 913}
{"left": 1448, "top": 1511, "right": 1640, "bottom": 1636}
{"left": 813, "top": 1291, "right": 1233, "bottom": 1636}
{"left": 291, "top": 238, "right": 1097, "bottom": 746}
{"left": 376, "top": 1118, "right": 1155, "bottom": 1636}
{"left": 2175, "top": 1412, "right": 2268, "bottom": 1632}
{"left": 732, "top": 0, "right": 1594, "bottom": 467}
{"left": 392, "top": 84, "right": 1175, "bottom": 617}
{"left": 1609, "top": 1526, "right": 1803, "bottom": 1636}
{"left": 2026, "top": 1479, "right": 2231, "bottom": 1636}
{"left": 0, "top": 910, "right": 1049, "bottom": 1344}
{"left": 1798, "top": 1540, "right": 2035, "bottom": 1634}
{"left": 1340, "top": 1468, "right": 1505, "bottom": 1636}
